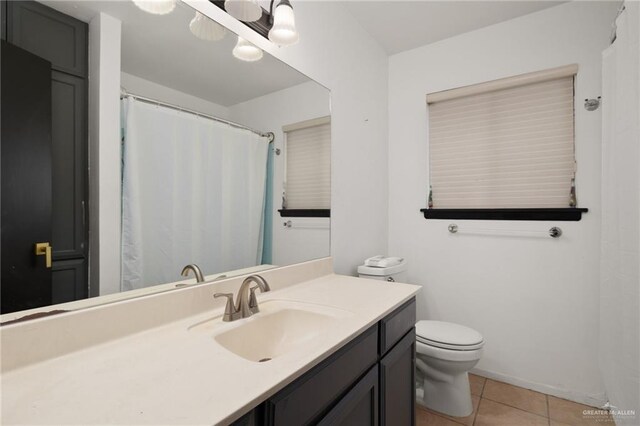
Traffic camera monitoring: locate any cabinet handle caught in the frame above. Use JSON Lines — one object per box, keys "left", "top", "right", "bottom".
{"left": 35, "top": 242, "right": 52, "bottom": 268}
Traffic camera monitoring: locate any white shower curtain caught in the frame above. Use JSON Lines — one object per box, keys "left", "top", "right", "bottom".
{"left": 600, "top": 2, "right": 639, "bottom": 422}
{"left": 121, "top": 98, "right": 269, "bottom": 290}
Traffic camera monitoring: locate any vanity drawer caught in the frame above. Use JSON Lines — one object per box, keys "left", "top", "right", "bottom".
{"left": 379, "top": 298, "right": 416, "bottom": 356}
{"left": 265, "top": 325, "right": 378, "bottom": 426}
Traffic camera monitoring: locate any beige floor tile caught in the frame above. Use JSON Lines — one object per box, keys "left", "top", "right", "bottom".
{"left": 548, "top": 396, "right": 614, "bottom": 426}
{"left": 550, "top": 421, "right": 574, "bottom": 426}
{"left": 420, "top": 395, "right": 480, "bottom": 426}
{"left": 416, "top": 406, "right": 462, "bottom": 426}
{"left": 469, "top": 374, "right": 486, "bottom": 397}
{"left": 482, "top": 379, "right": 548, "bottom": 417}
{"left": 475, "top": 399, "right": 549, "bottom": 426}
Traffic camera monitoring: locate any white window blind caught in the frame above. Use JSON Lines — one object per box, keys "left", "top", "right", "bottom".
{"left": 428, "top": 66, "right": 576, "bottom": 209}
{"left": 284, "top": 117, "right": 331, "bottom": 209}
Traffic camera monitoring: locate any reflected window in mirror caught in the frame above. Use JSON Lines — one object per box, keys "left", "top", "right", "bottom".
{"left": 279, "top": 117, "right": 331, "bottom": 218}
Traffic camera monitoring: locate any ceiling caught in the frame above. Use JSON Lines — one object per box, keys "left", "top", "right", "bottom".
{"left": 40, "top": 1, "right": 311, "bottom": 107}
{"left": 342, "top": 1, "right": 566, "bottom": 55}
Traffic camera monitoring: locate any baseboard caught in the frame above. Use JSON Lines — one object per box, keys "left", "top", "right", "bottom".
{"left": 471, "top": 368, "right": 608, "bottom": 408}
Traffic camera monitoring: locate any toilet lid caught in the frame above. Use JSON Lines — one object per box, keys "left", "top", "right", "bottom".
{"left": 416, "top": 320, "right": 483, "bottom": 350}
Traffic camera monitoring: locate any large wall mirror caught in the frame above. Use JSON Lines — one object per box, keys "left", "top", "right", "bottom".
{"left": 0, "top": 0, "right": 330, "bottom": 321}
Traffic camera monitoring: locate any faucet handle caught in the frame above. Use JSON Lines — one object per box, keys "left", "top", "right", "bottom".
{"left": 214, "top": 293, "right": 237, "bottom": 321}
{"left": 249, "top": 286, "right": 260, "bottom": 313}
{"left": 214, "top": 292, "right": 232, "bottom": 298}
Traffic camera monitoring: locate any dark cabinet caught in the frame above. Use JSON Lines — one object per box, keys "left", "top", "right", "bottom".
{"left": 380, "top": 329, "right": 416, "bottom": 426}
{"left": 265, "top": 326, "right": 378, "bottom": 425}
{"left": 318, "top": 366, "right": 379, "bottom": 426}
{"left": 380, "top": 299, "right": 416, "bottom": 355}
{"left": 235, "top": 298, "right": 416, "bottom": 426}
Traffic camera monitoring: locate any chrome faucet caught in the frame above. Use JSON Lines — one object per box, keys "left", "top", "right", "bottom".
{"left": 181, "top": 264, "right": 205, "bottom": 283}
{"left": 214, "top": 275, "right": 271, "bottom": 322}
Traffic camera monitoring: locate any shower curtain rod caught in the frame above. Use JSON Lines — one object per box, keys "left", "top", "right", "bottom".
{"left": 120, "top": 89, "right": 274, "bottom": 142}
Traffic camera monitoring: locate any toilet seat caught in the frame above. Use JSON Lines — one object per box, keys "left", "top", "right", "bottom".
{"left": 416, "top": 320, "right": 484, "bottom": 351}
{"left": 416, "top": 340, "right": 482, "bottom": 362}
{"left": 417, "top": 336, "right": 484, "bottom": 351}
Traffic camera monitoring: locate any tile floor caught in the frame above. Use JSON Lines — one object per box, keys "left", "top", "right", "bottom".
{"left": 416, "top": 374, "right": 615, "bottom": 426}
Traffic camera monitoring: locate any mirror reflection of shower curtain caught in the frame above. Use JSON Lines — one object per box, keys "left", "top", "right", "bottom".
{"left": 121, "top": 98, "right": 269, "bottom": 290}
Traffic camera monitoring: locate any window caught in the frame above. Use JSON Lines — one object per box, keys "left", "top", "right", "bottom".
{"left": 423, "top": 64, "right": 587, "bottom": 221}
{"left": 279, "top": 117, "right": 330, "bottom": 217}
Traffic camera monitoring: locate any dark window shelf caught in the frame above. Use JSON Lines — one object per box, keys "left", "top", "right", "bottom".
{"left": 278, "top": 209, "right": 330, "bottom": 218}
{"left": 420, "top": 208, "right": 588, "bottom": 221}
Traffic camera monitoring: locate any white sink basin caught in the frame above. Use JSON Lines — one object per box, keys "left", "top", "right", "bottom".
{"left": 189, "top": 300, "right": 352, "bottom": 362}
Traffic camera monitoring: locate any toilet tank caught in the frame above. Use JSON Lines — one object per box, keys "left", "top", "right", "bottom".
{"left": 358, "top": 258, "right": 408, "bottom": 283}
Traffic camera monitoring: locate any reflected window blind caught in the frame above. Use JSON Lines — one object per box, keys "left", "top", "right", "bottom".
{"left": 284, "top": 119, "right": 331, "bottom": 209}
{"left": 428, "top": 71, "right": 576, "bottom": 209}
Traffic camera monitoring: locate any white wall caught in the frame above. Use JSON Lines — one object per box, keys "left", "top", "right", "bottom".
{"left": 388, "top": 1, "right": 618, "bottom": 405}
{"left": 600, "top": 1, "right": 640, "bottom": 422}
{"left": 187, "top": 0, "right": 389, "bottom": 276}
{"left": 88, "top": 13, "right": 122, "bottom": 296}
{"left": 229, "top": 81, "right": 331, "bottom": 267}
{"left": 121, "top": 72, "right": 230, "bottom": 119}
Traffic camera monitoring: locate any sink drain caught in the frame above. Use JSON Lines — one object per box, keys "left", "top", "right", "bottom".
{"left": 258, "top": 358, "right": 272, "bottom": 363}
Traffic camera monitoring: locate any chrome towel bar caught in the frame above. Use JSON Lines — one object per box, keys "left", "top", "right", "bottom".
{"left": 448, "top": 224, "right": 562, "bottom": 239}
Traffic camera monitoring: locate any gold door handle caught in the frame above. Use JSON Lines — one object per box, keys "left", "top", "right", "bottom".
{"left": 35, "top": 242, "right": 52, "bottom": 268}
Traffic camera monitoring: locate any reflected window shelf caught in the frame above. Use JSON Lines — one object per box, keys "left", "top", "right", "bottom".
{"left": 278, "top": 209, "right": 330, "bottom": 218}
{"left": 420, "top": 208, "right": 588, "bottom": 221}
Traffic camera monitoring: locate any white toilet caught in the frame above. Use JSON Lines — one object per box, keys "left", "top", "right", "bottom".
{"left": 357, "top": 257, "right": 484, "bottom": 417}
{"left": 415, "top": 320, "right": 484, "bottom": 417}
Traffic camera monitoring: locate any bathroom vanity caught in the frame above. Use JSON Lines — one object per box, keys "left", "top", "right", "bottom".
{"left": 236, "top": 298, "right": 416, "bottom": 426}
{"left": 1, "top": 258, "right": 420, "bottom": 425}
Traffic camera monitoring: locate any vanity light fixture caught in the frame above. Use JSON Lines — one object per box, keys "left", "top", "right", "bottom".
{"left": 224, "top": 0, "right": 262, "bottom": 23}
{"left": 214, "top": 0, "right": 299, "bottom": 46}
{"left": 190, "top": 11, "right": 227, "bottom": 41}
{"left": 132, "top": 0, "right": 176, "bottom": 15}
{"left": 268, "top": 0, "right": 299, "bottom": 46}
{"left": 232, "top": 36, "right": 264, "bottom": 62}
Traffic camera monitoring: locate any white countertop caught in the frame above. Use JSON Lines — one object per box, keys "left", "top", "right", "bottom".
{"left": 1, "top": 273, "right": 420, "bottom": 425}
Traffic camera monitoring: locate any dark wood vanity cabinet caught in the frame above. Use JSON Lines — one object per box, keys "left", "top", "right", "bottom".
{"left": 233, "top": 298, "right": 416, "bottom": 426}
{"left": 317, "top": 365, "right": 379, "bottom": 426}
{"left": 378, "top": 298, "right": 417, "bottom": 426}
{"left": 380, "top": 329, "right": 416, "bottom": 426}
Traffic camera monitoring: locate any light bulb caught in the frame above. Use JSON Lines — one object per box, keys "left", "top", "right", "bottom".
{"left": 189, "top": 11, "right": 226, "bottom": 41}
{"left": 232, "top": 36, "right": 263, "bottom": 62}
{"left": 268, "top": 0, "right": 298, "bottom": 46}
{"left": 224, "top": 0, "right": 262, "bottom": 22}
{"left": 132, "top": 0, "right": 176, "bottom": 15}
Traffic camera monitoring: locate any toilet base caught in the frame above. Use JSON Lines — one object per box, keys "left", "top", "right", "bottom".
{"left": 417, "top": 372, "right": 473, "bottom": 417}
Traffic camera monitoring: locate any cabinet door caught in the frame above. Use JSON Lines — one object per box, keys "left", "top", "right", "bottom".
{"left": 265, "top": 326, "right": 378, "bottom": 425}
{"left": 380, "top": 329, "right": 415, "bottom": 426}
{"left": 318, "top": 366, "right": 378, "bottom": 426}
{"left": 52, "top": 258, "right": 87, "bottom": 304}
